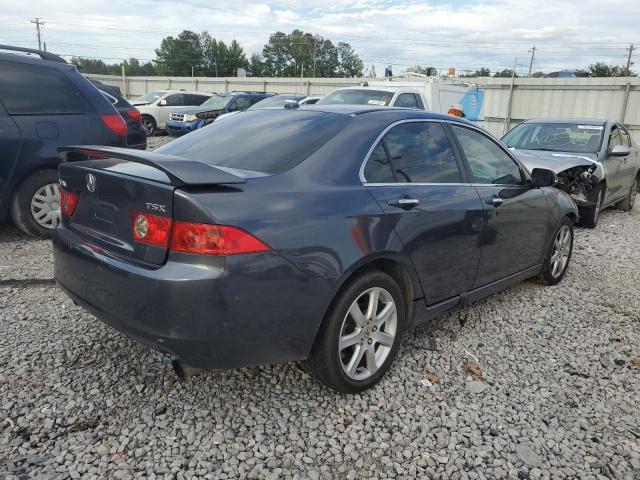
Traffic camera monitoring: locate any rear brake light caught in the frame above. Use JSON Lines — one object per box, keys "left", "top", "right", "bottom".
{"left": 170, "top": 222, "right": 271, "bottom": 255}
{"left": 101, "top": 114, "right": 127, "bottom": 137}
{"left": 131, "top": 212, "right": 172, "bottom": 248}
{"left": 60, "top": 188, "right": 79, "bottom": 217}
{"left": 126, "top": 109, "right": 141, "bottom": 123}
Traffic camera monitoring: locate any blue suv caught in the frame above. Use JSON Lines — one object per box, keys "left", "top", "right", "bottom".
{"left": 0, "top": 45, "right": 127, "bottom": 237}
{"left": 166, "top": 92, "right": 272, "bottom": 136}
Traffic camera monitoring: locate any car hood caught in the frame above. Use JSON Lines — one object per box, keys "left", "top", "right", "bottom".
{"left": 511, "top": 149, "right": 599, "bottom": 173}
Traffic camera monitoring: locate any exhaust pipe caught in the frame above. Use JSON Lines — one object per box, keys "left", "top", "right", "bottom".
{"left": 163, "top": 355, "right": 203, "bottom": 379}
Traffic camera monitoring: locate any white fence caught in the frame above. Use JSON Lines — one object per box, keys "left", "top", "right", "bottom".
{"left": 87, "top": 73, "right": 640, "bottom": 140}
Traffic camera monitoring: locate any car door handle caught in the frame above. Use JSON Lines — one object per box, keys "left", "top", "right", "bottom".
{"left": 387, "top": 198, "right": 420, "bottom": 209}
{"left": 485, "top": 196, "right": 504, "bottom": 207}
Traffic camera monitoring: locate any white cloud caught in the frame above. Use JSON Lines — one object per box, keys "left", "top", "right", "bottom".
{"left": 0, "top": 0, "right": 637, "bottom": 74}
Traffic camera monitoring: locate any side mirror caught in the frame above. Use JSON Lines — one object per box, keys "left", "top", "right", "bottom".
{"left": 159, "top": 99, "right": 167, "bottom": 106}
{"left": 610, "top": 144, "right": 631, "bottom": 156}
{"left": 531, "top": 168, "right": 557, "bottom": 188}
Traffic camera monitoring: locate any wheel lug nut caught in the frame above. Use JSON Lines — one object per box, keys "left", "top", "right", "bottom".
{"left": 367, "top": 338, "right": 373, "bottom": 345}
{"left": 372, "top": 326, "right": 377, "bottom": 332}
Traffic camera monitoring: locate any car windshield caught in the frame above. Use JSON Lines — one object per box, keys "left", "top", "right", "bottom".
{"left": 156, "top": 110, "right": 351, "bottom": 174}
{"left": 201, "top": 94, "right": 231, "bottom": 109}
{"left": 248, "top": 96, "right": 302, "bottom": 110}
{"left": 502, "top": 122, "right": 604, "bottom": 154}
{"left": 135, "top": 91, "right": 165, "bottom": 104}
{"left": 317, "top": 89, "right": 393, "bottom": 106}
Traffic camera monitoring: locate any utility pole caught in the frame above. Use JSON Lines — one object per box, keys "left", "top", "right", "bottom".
{"left": 30, "top": 17, "right": 45, "bottom": 51}
{"left": 626, "top": 44, "right": 635, "bottom": 76}
{"left": 312, "top": 36, "right": 317, "bottom": 78}
{"left": 528, "top": 46, "right": 536, "bottom": 76}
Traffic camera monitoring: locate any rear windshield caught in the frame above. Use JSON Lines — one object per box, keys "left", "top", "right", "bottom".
{"left": 156, "top": 109, "right": 351, "bottom": 174}
{"left": 317, "top": 89, "right": 393, "bottom": 106}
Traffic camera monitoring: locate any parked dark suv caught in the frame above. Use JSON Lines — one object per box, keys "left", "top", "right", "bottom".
{"left": 166, "top": 91, "right": 273, "bottom": 136}
{"left": 0, "top": 45, "right": 127, "bottom": 237}
{"left": 90, "top": 80, "right": 147, "bottom": 150}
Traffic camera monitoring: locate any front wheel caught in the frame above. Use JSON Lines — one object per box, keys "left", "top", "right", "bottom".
{"left": 581, "top": 185, "right": 603, "bottom": 229}
{"left": 539, "top": 217, "right": 574, "bottom": 286}
{"left": 303, "top": 271, "right": 405, "bottom": 393}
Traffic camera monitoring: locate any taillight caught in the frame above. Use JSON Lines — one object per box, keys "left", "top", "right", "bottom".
{"left": 130, "top": 212, "right": 172, "bottom": 248}
{"left": 101, "top": 114, "right": 127, "bottom": 137}
{"left": 170, "top": 222, "right": 271, "bottom": 256}
{"left": 126, "top": 109, "right": 141, "bottom": 123}
{"left": 60, "top": 188, "right": 79, "bottom": 217}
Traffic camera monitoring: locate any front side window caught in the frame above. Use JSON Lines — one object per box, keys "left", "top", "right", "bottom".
{"left": 164, "top": 94, "right": 187, "bottom": 106}
{"left": 0, "top": 61, "right": 94, "bottom": 115}
{"left": 608, "top": 127, "right": 622, "bottom": 152}
{"left": 362, "top": 122, "right": 462, "bottom": 183}
{"left": 453, "top": 125, "right": 523, "bottom": 185}
{"left": 235, "top": 97, "right": 251, "bottom": 110}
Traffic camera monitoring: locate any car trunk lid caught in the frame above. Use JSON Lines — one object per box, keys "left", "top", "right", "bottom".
{"left": 58, "top": 146, "right": 246, "bottom": 265}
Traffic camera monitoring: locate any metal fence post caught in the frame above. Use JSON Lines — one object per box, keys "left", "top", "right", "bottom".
{"left": 145, "top": 79, "right": 148, "bottom": 94}
{"left": 620, "top": 82, "right": 631, "bottom": 125}
{"left": 503, "top": 81, "right": 516, "bottom": 135}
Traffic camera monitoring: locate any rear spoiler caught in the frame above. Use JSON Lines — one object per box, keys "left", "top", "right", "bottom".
{"left": 58, "top": 146, "right": 246, "bottom": 186}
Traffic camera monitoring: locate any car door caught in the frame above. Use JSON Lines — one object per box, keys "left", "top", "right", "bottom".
{"left": 362, "top": 120, "right": 485, "bottom": 305}
{"left": 0, "top": 96, "right": 21, "bottom": 199}
{"left": 156, "top": 93, "right": 189, "bottom": 127}
{"left": 449, "top": 124, "right": 552, "bottom": 288}
{"left": 618, "top": 125, "right": 638, "bottom": 194}
{"left": 602, "top": 125, "right": 627, "bottom": 203}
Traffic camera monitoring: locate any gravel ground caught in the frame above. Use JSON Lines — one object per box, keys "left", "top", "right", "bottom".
{"left": 146, "top": 135, "right": 175, "bottom": 151}
{"left": 1, "top": 191, "right": 639, "bottom": 479}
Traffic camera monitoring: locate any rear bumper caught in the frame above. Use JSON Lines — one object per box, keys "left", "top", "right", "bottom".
{"left": 53, "top": 226, "right": 333, "bottom": 368}
{"left": 166, "top": 120, "right": 202, "bottom": 136}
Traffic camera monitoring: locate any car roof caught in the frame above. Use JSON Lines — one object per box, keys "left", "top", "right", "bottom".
{"left": 522, "top": 118, "right": 609, "bottom": 125}
{"left": 331, "top": 86, "right": 419, "bottom": 93}
{"left": 298, "top": 104, "right": 471, "bottom": 123}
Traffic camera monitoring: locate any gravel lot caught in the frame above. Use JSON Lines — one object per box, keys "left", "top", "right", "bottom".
{"left": 1, "top": 158, "right": 639, "bottom": 479}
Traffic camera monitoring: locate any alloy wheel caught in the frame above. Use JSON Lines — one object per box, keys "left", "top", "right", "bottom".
{"left": 550, "top": 225, "right": 571, "bottom": 278}
{"left": 30, "top": 183, "right": 61, "bottom": 230}
{"left": 339, "top": 287, "right": 398, "bottom": 381}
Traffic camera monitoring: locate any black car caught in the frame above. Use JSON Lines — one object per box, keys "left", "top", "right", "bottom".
{"left": 54, "top": 106, "right": 577, "bottom": 393}
{"left": 0, "top": 45, "right": 127, "bottom": 237}
{"left": 90, "top": 80, "right": 146, "bottom": 150}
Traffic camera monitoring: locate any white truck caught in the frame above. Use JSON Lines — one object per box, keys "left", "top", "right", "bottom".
{"left": 317, "top": 75, "right": 484, "bottom": 120}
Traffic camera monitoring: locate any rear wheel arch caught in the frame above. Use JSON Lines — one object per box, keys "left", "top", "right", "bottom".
{"left": 311, "top": 256, "right": 418, "bottom": 349}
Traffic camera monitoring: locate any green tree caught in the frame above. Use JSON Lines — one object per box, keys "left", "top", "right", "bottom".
{"left": 122, "top": 58, "right": 156, "bottom": 76}
{"left": 588, "top": 62, "right": 635, "bottom": 77}
{"left": 71, "top": 57, "right": 118, "bottom": 75}
{"left": 258, "top": 30, "right": 362, "bottom": 77}
{"left": 493, "top": 69, "right": 517, "bottom": 78}
{"left": 155, "top": 30, "right": 202, "bottom": 76}
{"left": 336, "top": 42, "right": 364, "bottom": 77}
{"left": 461, "top": 67, "right": 491, "bottom": 78}
{"left": 249, "top": 53, "right": 265, "bottom": 76}
{"left": 404, "top": 65, "right": 437, "bottom": 76}
{"left": 530, "top": 71, "right": 546, "bottom": 78}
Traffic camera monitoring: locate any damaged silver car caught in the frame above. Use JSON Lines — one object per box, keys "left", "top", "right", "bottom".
{"left": 503, "top": 119, "right": 639, "bottom": 228}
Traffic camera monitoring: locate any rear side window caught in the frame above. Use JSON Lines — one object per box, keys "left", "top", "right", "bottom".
{"left": 362, "top": 122, "right": 461, "bottom": 183}
{"left": 363, "top": 143, "right": 395, "bottom": 183}
{"left": 452, "top": 125, "right": 523, "bottom": 185}
{"left": 157, "top": 110, "right": 351, "bottom": 174}
{"left": 394, "top": 94, "right": 419, "bottom": 109}
{"left": 0, "top": 61, "right": 94, "bottom": 115}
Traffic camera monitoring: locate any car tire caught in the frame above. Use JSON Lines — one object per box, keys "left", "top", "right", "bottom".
{"left": 141, "top": 115, "right": 156, "bottom": 136}
{"left": 615, "top": 174, "right": 638, "bottom": 211}
{"left": 303, "top": 270, "right": 406, "bottom": 393}
{"left": 539, "top": 216, "right": 574, "bottom": 286}
{"left": 580, "top": 184, "right": 603, "bottom": 229}
{"left": 10, "top": 169, "right": 61, "bottom": 238}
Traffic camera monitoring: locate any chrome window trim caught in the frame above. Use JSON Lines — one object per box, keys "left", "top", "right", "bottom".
{"left": 364, "top": 182, "right": 473, "bottom": 187}
{"left": 358, "top": 118, "right": 517, "bottom": 185}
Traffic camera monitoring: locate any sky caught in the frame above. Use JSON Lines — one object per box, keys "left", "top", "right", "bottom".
{"left": 0, "top": 0, "right": 638, "bottom": 76}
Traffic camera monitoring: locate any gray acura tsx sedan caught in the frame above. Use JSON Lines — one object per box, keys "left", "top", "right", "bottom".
{"left": 53, "top": 106, "right": 577, "bottom": 393}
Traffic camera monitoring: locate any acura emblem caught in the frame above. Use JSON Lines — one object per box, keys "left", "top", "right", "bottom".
{"left": 86, "top": 173, "right": 96, "bottom": 192}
